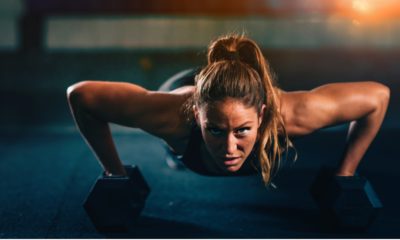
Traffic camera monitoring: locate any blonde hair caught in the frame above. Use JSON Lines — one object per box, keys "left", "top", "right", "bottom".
{"left": 193, "top": 34, "right": 293, "bottom": 185}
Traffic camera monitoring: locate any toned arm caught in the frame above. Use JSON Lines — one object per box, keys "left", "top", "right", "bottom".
{"left": 281, "top": 81, "right": 390, "bottom": 175}
{"left": 67, "top": 81, "right": 192, "bottom": 175}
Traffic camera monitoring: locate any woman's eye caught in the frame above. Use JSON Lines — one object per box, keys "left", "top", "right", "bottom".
{"left": 208, "top": 128, "right": 222, "bottom": 135}
{"left": 236, "top": 128, "right": 250, "bottom": 135}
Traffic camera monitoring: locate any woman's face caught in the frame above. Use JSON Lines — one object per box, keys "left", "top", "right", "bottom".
{"left": 194, "top": 98, "right": 264, "bottom": 173}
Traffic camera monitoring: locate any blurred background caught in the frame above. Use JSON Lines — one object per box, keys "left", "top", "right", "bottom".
{"left": 0, "top": 0, "right": 398, "bottom": 132}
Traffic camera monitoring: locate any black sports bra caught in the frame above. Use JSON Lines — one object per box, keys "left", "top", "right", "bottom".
{"left": 180, "top": 124, "right": 260, "bottom": 176}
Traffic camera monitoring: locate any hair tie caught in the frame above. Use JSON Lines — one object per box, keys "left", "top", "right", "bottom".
{"left": 226, "top": 51, "right": 240, "bottom": 61}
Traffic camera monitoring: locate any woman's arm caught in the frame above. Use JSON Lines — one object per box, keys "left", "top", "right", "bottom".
{"left": 67, "top": 81, "right": 192, "bottom": 176}
{"left": 281, "top": 81, "right": 390, "bottom": 176}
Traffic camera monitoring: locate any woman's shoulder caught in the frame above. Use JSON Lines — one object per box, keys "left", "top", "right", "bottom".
{"left": 276, "top": 87, "right": 311, "bottom": 137}
{"left": 158, "top": 86, "right": 196, "bottom": 152}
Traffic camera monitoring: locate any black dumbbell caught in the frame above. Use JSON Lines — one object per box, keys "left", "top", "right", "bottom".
{"left": 310, "top": 166, "right": 382, "bottom": 230}
{"left": 83, "top": 165, "right": 150, "bottom": 232}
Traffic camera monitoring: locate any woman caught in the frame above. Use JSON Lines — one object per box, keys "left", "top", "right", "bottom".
{"left": 67, "top": 34, "right": 390, "bottom": 185}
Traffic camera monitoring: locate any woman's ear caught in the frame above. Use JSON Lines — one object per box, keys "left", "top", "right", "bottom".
{"left": 258, "top": 104, "right": 266, "bottom": 127}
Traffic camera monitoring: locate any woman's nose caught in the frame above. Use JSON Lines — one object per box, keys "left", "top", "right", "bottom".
{"left": 224, "top": 133, "right": 237, "bottom": 155}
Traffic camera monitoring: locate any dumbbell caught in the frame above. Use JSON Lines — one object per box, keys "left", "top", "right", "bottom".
{"left": 83, "top": 165, "right": 150, "bottom": 232}
{"left": 310, "top": 166, "right": 382, "bottom": 230}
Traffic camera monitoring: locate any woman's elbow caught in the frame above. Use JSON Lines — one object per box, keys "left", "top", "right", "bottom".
{"left": 66, "top": 81, "right": 94, "bottom": 109}
{"left": 375, "top": 82, "right": 390, "bottom": 104}
{"left": 368, "top": 81, "right": 390, "bottom": 111}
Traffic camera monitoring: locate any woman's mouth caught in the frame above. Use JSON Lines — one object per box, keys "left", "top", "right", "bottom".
{"left": 222, "top": 157, "right": 241, "bottom": 166}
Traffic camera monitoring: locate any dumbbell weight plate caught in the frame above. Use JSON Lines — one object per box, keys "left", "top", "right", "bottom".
{"left": 310, "top": 166, "right": 382, "bottom": 230}
{"left": 83, "top": 165, "right": 150, "bottom": 232}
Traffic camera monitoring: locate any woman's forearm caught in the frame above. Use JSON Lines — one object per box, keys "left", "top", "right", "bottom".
{"left": 336, "top": 94, "right": 389, "bottom": 176}
{"left": 67, "top": 85, "right": 127, "bottom": 176}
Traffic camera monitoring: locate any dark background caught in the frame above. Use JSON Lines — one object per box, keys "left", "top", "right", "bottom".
{"left": 0, "top": 0, "right": 398, "bottom": 238}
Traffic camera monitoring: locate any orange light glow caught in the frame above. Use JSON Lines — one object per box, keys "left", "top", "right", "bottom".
{"left": 334, "top": 0, "right": 400, "bottom": 23}
{"left": 352, "top": 0, "right": 373, "bottom": 14}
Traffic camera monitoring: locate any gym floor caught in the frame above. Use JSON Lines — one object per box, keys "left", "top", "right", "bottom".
{"left": 0, "top": 125, "right": 398, "bottom": 238}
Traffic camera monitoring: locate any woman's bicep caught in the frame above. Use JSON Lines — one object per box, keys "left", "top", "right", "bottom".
{"left": 310, "top": 82, "right": 388, "bottom": 123}
{"left": 283, "top": 81, "right": 389, "bottom": 136}
{"left": 67, "top": 81, "right": 187, "bottom": 136}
